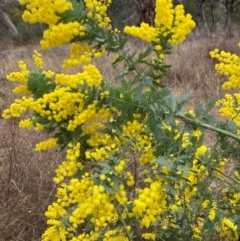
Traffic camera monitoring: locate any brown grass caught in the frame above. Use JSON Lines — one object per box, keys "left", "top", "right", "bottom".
{"left": 0, "top": 30, "right": 240, "bottom": 240}
{"left": 165, "top": 29, "right": 240, "bottom": 102}
{"left": 0, "top": 118, "right": 64, "bottom": 240}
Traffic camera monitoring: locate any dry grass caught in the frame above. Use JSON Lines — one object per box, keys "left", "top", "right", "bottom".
{"left": 165, "top": 29, "right": 240, "bottom": 103}
{"left": 0, "top": 118, "right": 64, "bottom": 240}
{"left": 0, "top": 30, "right": 240, "bottom": 240}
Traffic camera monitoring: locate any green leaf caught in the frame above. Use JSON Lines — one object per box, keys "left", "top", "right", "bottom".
{"left": 156, "top": 156, "right": 168, "bottom": 166}
{"left": 204, "top": 99, "right": 216, "bottom": 114}
{"left": 135, "top": 78, "right": 152, "bottom": 102}
{"left": 164, "top": 95, "right": 179, "bottom": 113}
{"left": 27, "top": 70, "right": 56, "bottom": 99}
{"left": 96, "top": 37, "right": 106, "bottom": 43}
{"left": 96, "top": 162, "right": 111, "bottom": 169}
{"left": 102, "top": 184, "right": 115, "bottom": 194}
{"left": 84, "top": 23, "right": 94, "bottom": 35}
{"left": 195, "top": 102, "right": 204, "bottom": 118}
{"left": 150, "top": 103, "right": 158, "bottom": 117}
{"left": 101, "top": 168, "right": 111, "bottom": 174}
{"left": 177, "top": 90, "right": 194, "bottom": 112}
{"left": 115, "top": 73, "right": 125, "bottom": 81}
{"left": 58, "top": 0, "right": 87, "bottom": 22}
{"left": 176, "top": 165, "right": 189, "bottom": 176}
{"left": 162, "top": 183, "right": 177, "bottom": 196}
{"left": 138, "top": 47, "right": 152, "bottom": 61}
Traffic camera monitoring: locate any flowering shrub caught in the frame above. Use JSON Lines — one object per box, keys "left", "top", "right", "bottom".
{"left": 3, "top": 0, "right": 240, "bottom": 240}
{"left": 210, "top": 47, "right": 240, "bottom": 134}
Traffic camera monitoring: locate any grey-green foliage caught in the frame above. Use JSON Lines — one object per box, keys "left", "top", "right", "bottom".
{"left": 0, "top": 0, "right": 22, "bottom": 23}
{"left": 206, "top": 0, "right": 240, "bottom": 25}
{"left": 0, "top": 0, "right": 47, "bottom": 42}
{"left": 231, "top": 1, "right": 240, "bottom": 23}
{"left": 181, "top": 0, "right": 196, "bottom": 15}
{"left": 107, "top": 0, "right": 138, "bottom": 31}
{"left": 181, "top": 0, "right": 240, "bottom": 33}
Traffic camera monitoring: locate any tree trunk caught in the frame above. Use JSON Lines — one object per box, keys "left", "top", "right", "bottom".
{"left": 135, "top": 0, "right": 181, "bottom": 26}
{"left": 172, "top": 0, "right": 181, "bottom": 5}
{"left": 193, "top": 0, "right": 209, "bottom": 32}
{"left": 224, "top": 0, "right": 235, "bottom": 38}
{"left": 135, "top": 0, "right": 155, "bottom": 26}
{"left": 0, "top": 9, "right": 18, "bottom": 35}
{"left": 225, "top": 10, "right": 233, "bottom": 38}
{"left": 208, "top": 0, "right": 216, "bottom": 33}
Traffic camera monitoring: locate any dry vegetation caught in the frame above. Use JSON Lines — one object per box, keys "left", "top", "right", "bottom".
{"left": 0, "top": 28, "right": 240, "bottom": 240}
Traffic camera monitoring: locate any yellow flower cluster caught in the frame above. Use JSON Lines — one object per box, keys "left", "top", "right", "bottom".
{"left": 169, "top": 4, "right": 196, "bottom": 45}
{"left": 3, "top": 56, "right": 107, "bottom": 126}
{"left": 210, "top": 45, "right": 240, "bottom": 134}
{"left": 161, "top": 121, "right": 181, "bottom": 140}
{"left": 154, "top": 0, "right": 174, "bottom": 34}
{"left": 63, "top": 43, "right": 105, "bottom": 68}
{"left": 35, "top": 137, "right": 58, "bottom": 152}
{"left": 20, "top": 0, "right": 112, "bottom": 69}
{"left": 218, "top": 218, "right": 239, "bottom": 241}
{"left": 132, "top": 181, "right": 166, "bottom": 228}
{"left": 84, "top": 0, "right": 112, "bottom": 28}
{"left": 4, "top": 1, "right": 240, "bottom": 239}
{"left": 2, "top": 96, "right": 33, "bottom": 118}
{"left": 67, "top": 102, "right": 99, "bottom": 131}
{"left": 210, "top": 48, "right": 240, "bottom": 90}
{"left": 5, "top": 52, "right": 56, "bottom": 95}
{"left": 84, "top": 123, "right": 119, "bottom": 152}
{"left": 40, "top": 21, "right": 85, "bottom": 50}
{"left": 20, "top": 0, "right": 72, "bottom": 25}
{"left": 142, "top": 232, "right": 156, "bottom": 240}
{"left": 124, "top": 0, "right": 195, "bottom": 56}
{"left": 34, "top": 103, "right": 222, "bottom": 240}
{"left": 121, "top": 120, "right": 154, "bottom": 151}
{"left": 124, "top": 23, "right": 157, "bottom": 44}
{"left": 43, "top": 175, "right": 122, "bottom": 241}
{"left": 216, "top": 94, "right": 240, "bottom": 132}
{"left": 229, "top": 172, "right": 240, "bottom": 206}
{"left": 195, "top": 145, "right": 208, "bottom": 157}
{"left": 103, "top": 228, "right": 129, "bottom": 241}
{"left": 2, "top": 52, "right": 113, "bottom": 170}
{"left": 202, "top": 199, "right": 210, "bottom": 209}
{"left": 84, "top": 118, "right": 155, "bottom": 164}
{"left": 54, "top": 143, "right": 84, "bottom": 183}
{"left": 63, "top": 42, "right": 92, "bottom": 68}
{"left": 55, "top": 64, "right": 103, "bottom": 88}
{"left": 139, "top": 149, "right": 156, "bottom": 165}
{"left": 208, "top": 201, "right": 217, "bottom": 221}
{"left": 187, "top": 159, "right": 206, "bottom": 185}
{"left": 87, "top": 146, "right": 110, "bottom": 161}
{"left": 19, "top": 118, "right": 34, "bottom": 129}
{"left": 182, "top": 129, "right": 202, "bottom": 149}
{"left": 6, "top": 60, "right": 29, "bottom": 94}
{"left": 155, "top": 0, "right": 195, "bottom": 45}
{"left": 20, "top": 0, "right": 112, "bottom": 29}
{"left": 122, "top": 120, "right": 145, "bottom": 137}
{"left": 33, "top": 50, "right": 43, "bottom": 67}
{"left": 191, "top": 223, "right": 203, "bottom": 240}
{"left": 126, "top": 171, "right": 135, "bottom": 186}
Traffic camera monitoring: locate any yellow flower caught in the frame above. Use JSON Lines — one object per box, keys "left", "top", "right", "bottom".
{"left": 208, "top": 201, "right": 217, "bottom": 221}
{"left": 20, "top": 0, "right": 72, "bottom": 26}
{"left": 195, "top": 145, "right": 208, "bottom": 157}
{"left": 35, "top": 138, "right": 58, "bottom": 152}
{"left": 124, "top": 0, "right": 195, "bottom": 48}
{"left": 202, "top": 199, "right": 210, "bottom": 209}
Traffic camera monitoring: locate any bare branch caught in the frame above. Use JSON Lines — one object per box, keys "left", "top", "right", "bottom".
{"left": 0, "top": 8, "right": 18, "bottom": 35}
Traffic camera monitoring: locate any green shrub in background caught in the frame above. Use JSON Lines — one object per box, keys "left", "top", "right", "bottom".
{"left": 3, "top": 0, "right": 240, "bottom": 240}
{"left": 108, "top": 0, "right": 137, "bottom": 31}
{"left": 0, "top": 0, "right": 46, "bottom": 43}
